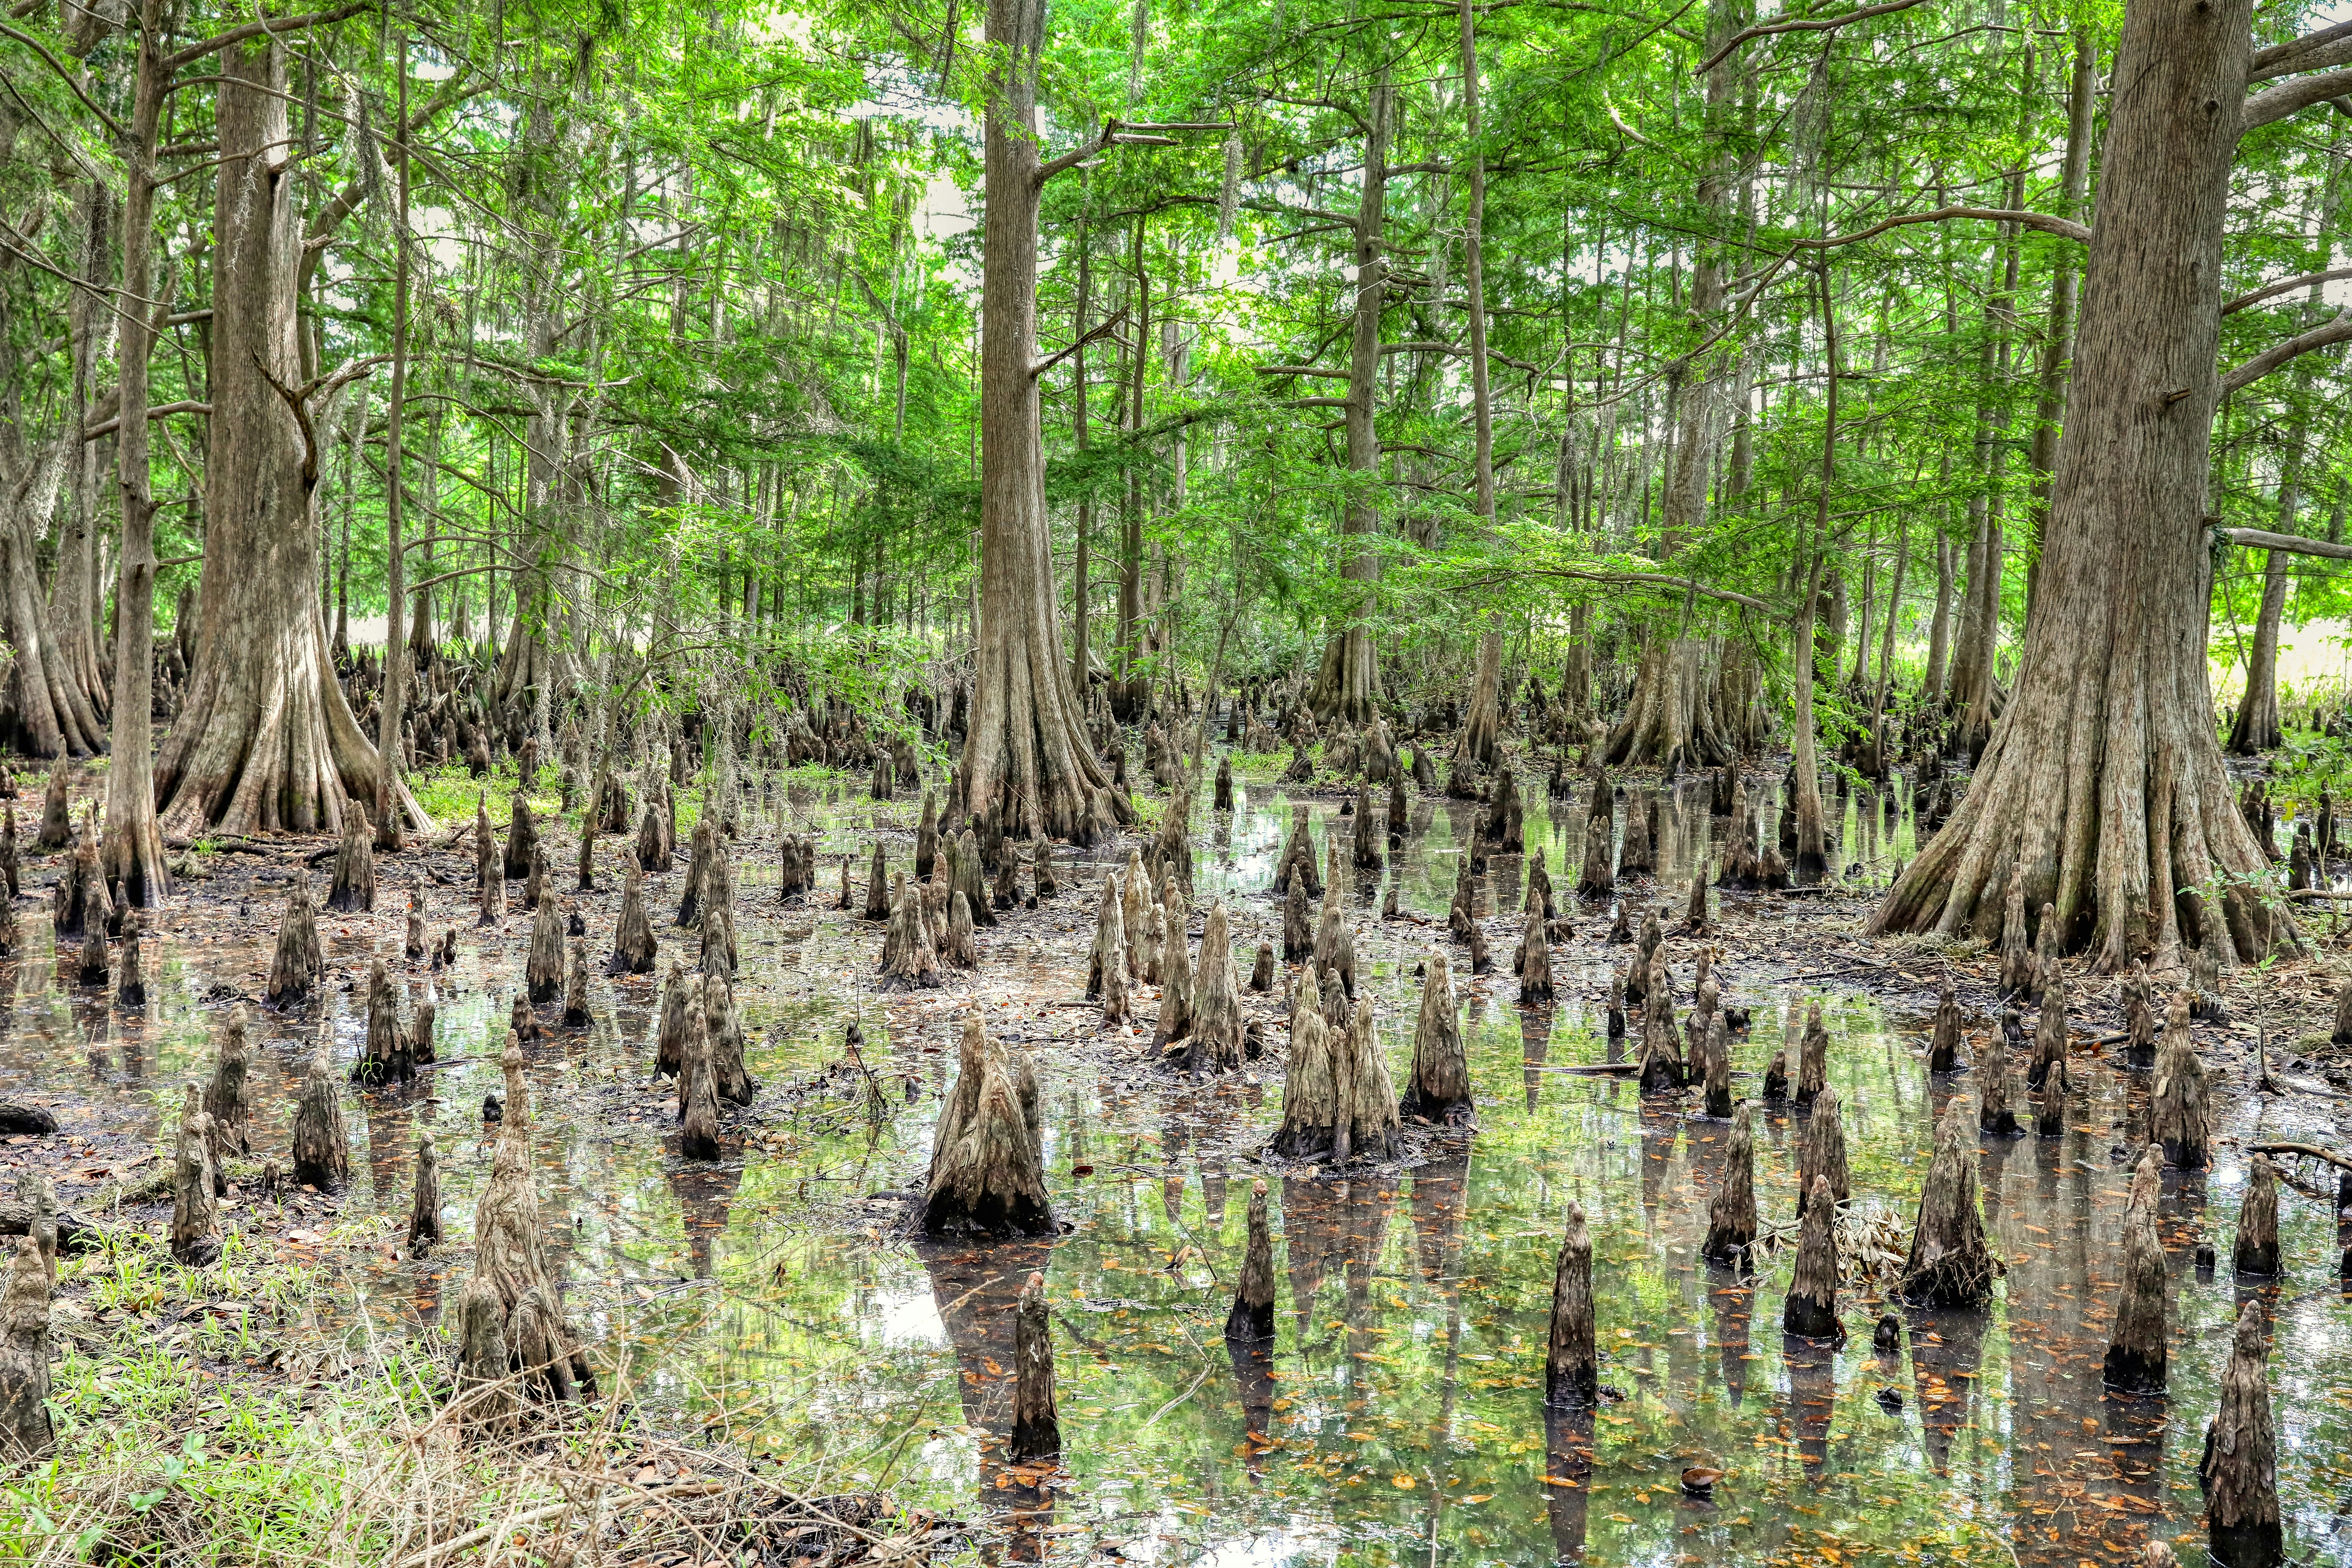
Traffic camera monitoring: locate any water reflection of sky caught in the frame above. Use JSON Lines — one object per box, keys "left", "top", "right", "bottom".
{"left": 6, "top": 763, "right": 2350, "bottom": 1567}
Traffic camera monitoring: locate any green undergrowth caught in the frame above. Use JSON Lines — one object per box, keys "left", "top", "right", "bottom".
{"left": 10, "top": 1229, "right": 943, "bottom": 1567}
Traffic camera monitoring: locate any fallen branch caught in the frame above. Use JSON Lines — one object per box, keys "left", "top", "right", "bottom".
{"left": 2248, "top": 1140, "right": 2352, "bottom": 1174}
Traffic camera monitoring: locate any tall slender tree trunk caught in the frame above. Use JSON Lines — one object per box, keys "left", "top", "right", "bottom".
{"left": 2022, "top": 32, "right": 2098, "bottom": 633}
{"left": 2226, "top": 548, "right": 2289, "bottom": 755}
{"left": 1792, "top": 263, "right": 1840, "bottom": 883}
{"left": 1605, "top": 0, "right": 1741, "bottom": 770}
{"left": 1874, "top": 0, "right": 2286, "bottom": 970}
{"left": 375, "top": 39, "right": 412, "bottom": 849}
{"left": 101, "top": 0, "right": 169, "bottom": 904}
{"left": 1923, "top": 516, "right": 1955, "bottom": 698}
{"left": 1069, "top": 203, "right": 1092, "bottom": 695}
{"left": 1306, "top": 75, "right": 1391, "bottom": 726}
{"left": 958, "top": 0, "right": 1120, "bottom": 841}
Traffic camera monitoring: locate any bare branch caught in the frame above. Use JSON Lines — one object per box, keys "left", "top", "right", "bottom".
{"left": 162, "top": 2, "right": 373, "bottom": 74}
{"left": 2250, "top": 20, "right": 2352, "bottom": 82}
{"left": 1694, "top": 0, "right": 1931, "bottom": 74}
{"left": 1797, "top": 205, "right": 2090, "bottom": 249}
{"left": 2221, "top": 307, "right": 2352, "bottom": 394}
{"left": 2244, "top": 66, "right": 2352, "bottom": 132}
{"left": 2223, "top": 268, "right": 2352, "bottom": 314}
{"left": 0, "top": 20, "right": 127, "bottom": 139}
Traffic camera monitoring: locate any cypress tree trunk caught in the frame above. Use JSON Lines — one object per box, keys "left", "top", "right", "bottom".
{"left": 1873, "top": 0, "right": 2290, "bottom": 971}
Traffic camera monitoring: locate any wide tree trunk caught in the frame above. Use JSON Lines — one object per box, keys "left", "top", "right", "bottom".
{"left": 1306, "top": 76, "right": 1391, "bottom": 726}
{"left": 1873, "top": 0, "right": 2285, "bottom": 970}
{"left": 957, "top": 0, "right": 1120, "bottom": 843}
{"left": 0, "top": 428, "right": 104, "bottom": 758}
{"left": 154, "top": 40, "right": 410, "bottom": 839}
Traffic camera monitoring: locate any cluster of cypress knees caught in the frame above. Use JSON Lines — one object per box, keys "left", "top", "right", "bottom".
{"left": 888, "top": 769, "right": 2300, "bottom": 1562}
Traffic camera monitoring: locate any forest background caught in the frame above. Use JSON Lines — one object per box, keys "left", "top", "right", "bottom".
{"left": 3, "top": 0, "right": 2351, "bottom": 863}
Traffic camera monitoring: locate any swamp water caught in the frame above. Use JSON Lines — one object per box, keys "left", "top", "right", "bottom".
{"left": 8, "top": 773, "right": 2351, "bottom": 1567}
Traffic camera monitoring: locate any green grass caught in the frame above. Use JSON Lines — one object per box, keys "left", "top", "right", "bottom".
{"left": 406, "top": 760, "right": 569, "bottom": 836}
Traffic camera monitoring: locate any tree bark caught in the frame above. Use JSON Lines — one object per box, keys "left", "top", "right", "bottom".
{"left": 1872, "top": 0, "right": 2288, "bottom": 971}
{"left": 376, "top": 37, "right": 411, "bottom": 852}
{"left": 2227, "top": 548, "right": 2289, "bottom": 754}
{"left": 1306, "top": 75, "right": 1391, "bottom": 726}
{"left": 958, "top": 0, "right": 1122, "bottom": 845}
{"left": 156, "top": 40, "right": 410, "bottom": 839}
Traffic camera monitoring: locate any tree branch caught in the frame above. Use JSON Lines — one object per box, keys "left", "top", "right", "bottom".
{"left": 2223, "top": 268, "right": 2352, "bottom": 314}
{"left": 2250, "top": 20, "right": 2352, "bottom": 82}
{"left": 2212, "top": 527, "right": 2352, "bottom": 561}
{"left": 2220, "top": 307, "right": 2352, "bottom": 394}
{"left": 1694, "top": 0, "right": 1931, "bottom": 74}
{"left": 2244, "top": 66, "right": 2352, "bottom": 132}
{"left": 1030, "top": 308, "right": 1128, "bottom": 379}
{"left": 0, "top": 20, "right": 127, "bottom": 139}
{"left": 162, "top": 2, "right": 373, "bottom": 74}
{"left": 1797, "top": 205, "right": 2090, "bottom": 249}
{"left": 83, "top": 400, "right": 210, "bottom": 440}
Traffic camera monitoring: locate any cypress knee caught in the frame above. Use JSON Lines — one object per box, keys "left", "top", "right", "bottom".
{"left": 1283, "top": 877, "right": 1311, "bottom": 963}
{"left": 1795, "top": 1000, "right": 1829, "bottom": 1107}
{"left": 1997, "top": 865, "right": 2031, "bottom": 997}
{"left": 353, "top": 958, "right": 409, "bottom": 1085}
{"left": 1795, "top": 1085, "right": 1851, "bottom": 1217}
{"left": 879, "top": 878, "right": 943, "bottom": 991}
{"left": 922, "top": 1017, "right": 1053, "bottom": 1236}
{"left": 1901, "top": 1100, "right": 1998, "bottom": 1306}
{"left": 114, "top": 916, "right": 144, "bottom": 1008}
{"left": 1009, "top": 1270, "right": 1061, "bottom": 1462}
{"left": 1084, "top": 875, "right": 1123, "bottom": 998}
{"left": 1701, "top": 1102, "right": 1758, "bottom": 1265}
{"left": 680, "top": 1002, "right": 722, "bottom": 1161}
{"left": 915, "top": 790, "right": 939, "bottom": 879}
{"left": 410, "top": 986, "right": 438, "bottom": 1065}
{"left": 1268, "top": 986, "right": 1334, "bottom": 1160}
{"left": 76, "top": 922, "right": 106, "bottom": 987}
{"left": 1703, "top": 1015, "right": 1733, "bottom": 1118}
{"left": 1783, "top": 1175, "right": 1842, "bottom": 1339}
{"left": 525, "top": 891, "right": 564, "bottom": 1004}
{"left": 504, "top": 796, "right": 538, "bottom": 879}
{"left": 169, "top": 1088, "right": 221, "bottom": 1266}
{"left": 702, "top": 970, "right": 755, "bottom": 1105}
{"left": 2233, "top": 1155, "right": 2282, "bottom": 1276}
{"left": 202, "top": 1007, "right": 255, "bottom": 1162}
{"left": 476, "top": 797, "right": 505, "bottom": 927}
{"left": 1927, "top": 979, "right": 1962, "bottom": 1072}
{"left": 945, "top": 889, "right": 980, "bottom": 969}
{"left": 265, "top": 880, "right": 324, "bottom": 1006}
{"left": 1520, "top": 910, "right": 1556, "bottom": 1005}
{"left": 0, "top": 1235, "right": 53, "bottom": 1458}
{"left": 1248, "top": 938, "right": 1275, "bottom": 992}
{"left": 1545, "top": 1202, "right": 1597, "bottom": 1407}
{"left": 1226, "top": 1178, "right": 1276, "bottom": 1340}
{"left": 1401, "top": 948, "right": 1474, "bottom": 1124}
{"left": 612, "top": 859, "right": 657, "bottom": 973}
{"left": 653, "top": 960, "right": 692, "bottom": 1077}
{"left": 291, "top": 1043, "right": 351, "bottom": 1191}
{"left": 327, "top": 801, "right": 376, "bottom": 911}
{"left": 2198, "top": 1300, "right": 2282, "bottom": 1568}
{"left": 563, "top": 939, "right": 590, "bottom": 1026}
{"left": 2104, "top": 1146, "right": 2168, "bottom": 1392}
{"left": 1576, "top": 810, "right": 1614, "bottom": 897}
{"left": 2333, "top": 977, "right": 2352, "bottom": 1047}
{"left": 2151, "top": 994, "right": 2210, "bottom": 1168}
{"left": 409, "top": 1134, "right": 443, "bottom": 1257}
{"left": 2030, "top": 967, "right": 2070, "bottom": 1091}
{"left": 951, "top": 828, "right": 996, "bottom": 928}
{"left": 34, "top": 759, "right": 67, "bottom": 850}
{"left": 1185, "top": 901, "right": 1246, "bottom": 1075}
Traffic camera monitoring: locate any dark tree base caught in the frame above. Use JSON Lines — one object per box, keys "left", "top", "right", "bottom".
{"left": 1639, "top": 1055, "right": 1682, "bottom": 1095}
{"left": 2101, "top": 1344, "right": 2165, "bottom": 1395}
{"left": 1224, "top": 1300, "right": 1274, "bottom": 1342}
{"left": 1782, "top": 1295, "right": 1841, "bottom": 1341}
{"left": 1981, "top": 1109, "right": 2021, "bottom": 1137}
{"left": 1545, "top": 1364, "right": 1596, "bottom": 1408}
{"left": 1398, "top": 1088, "right": 1475, "bottom": 1127}
{"left": 1699, "top": 1231, "right": 1751, "bottom": 1270}
{"left": 2205, "top": 1523, "right": 2283, "bottom": 1568}
{"left": 1008, "top": 1414, "right": 1060, "bottom": 1465}
{"left": 920, "top": 1191, "right": 1056, "bottom": 1240}
{"left": 2233, "top": 1242, "right": 2281, "bottom": 1277}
